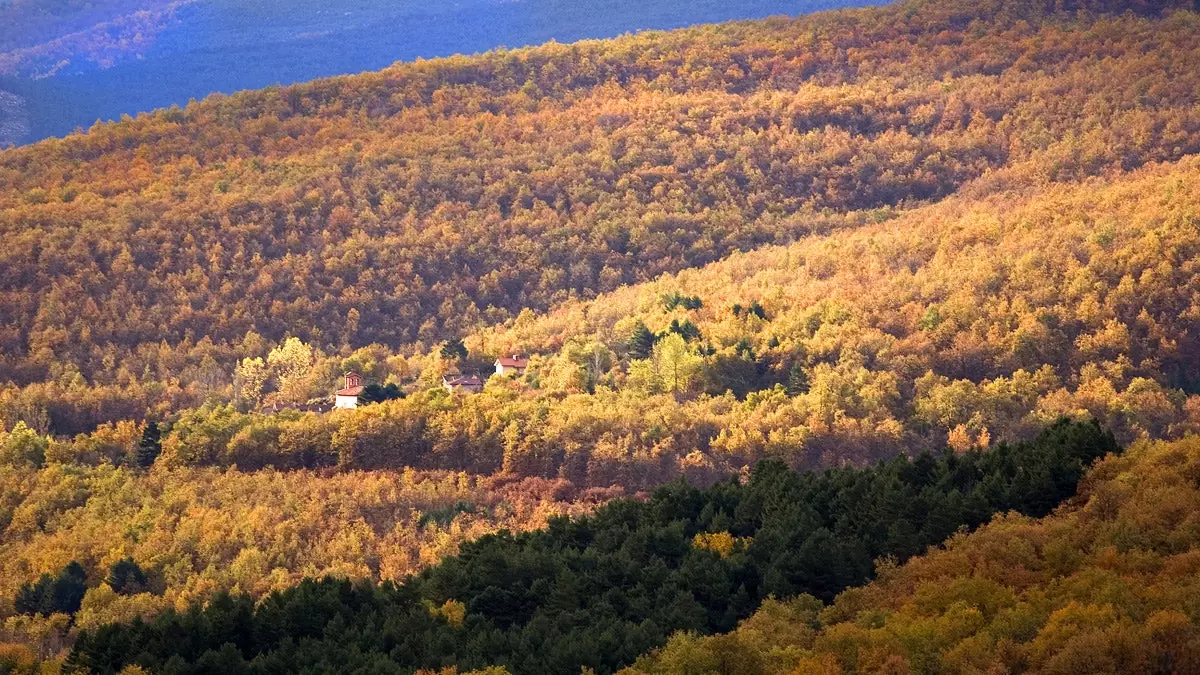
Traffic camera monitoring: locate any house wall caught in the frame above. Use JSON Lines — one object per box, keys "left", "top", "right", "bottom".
{"left": 335, "top": 394, "right": 359, "bottom": 409}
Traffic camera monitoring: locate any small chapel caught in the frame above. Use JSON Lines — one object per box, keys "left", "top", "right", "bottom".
{"left": 335, "top": 372, "right": 364, "bottom": 409}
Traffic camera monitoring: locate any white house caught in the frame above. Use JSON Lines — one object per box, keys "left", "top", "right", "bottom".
{"left": 335, "top": 372, "right": 364, "bottom": 409}
{"left": 494, "top": 354, "right": 529, "bottom": 377}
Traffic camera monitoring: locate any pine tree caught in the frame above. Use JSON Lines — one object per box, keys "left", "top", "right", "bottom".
{"left": 786, "top": 362, "right": 810, "bottom": 396}
{"left": 628, "top": 321, "right": 657, "bottom": 360}
{"left": 16, "top": 562, "right": 89, "bottom": 615}
{"left": 359, "top": 383, "right": 403, "bottom": 405}
{"left": 53, "top": 562, "right": 88, "bottom": 614}
{"left": 440, "top": 339, "right": 468, "bottom": 362}
{"left": 668, "top": 319, "right": 701, "bottom": 342}
{"left": 14, "top": 575, "right": 52, "bottom": 615}
{"left": 107, "top": 558, "right": 148, "bottom": 595}
{"left": 137, "top": 422, "right": 161, "bottom": 469}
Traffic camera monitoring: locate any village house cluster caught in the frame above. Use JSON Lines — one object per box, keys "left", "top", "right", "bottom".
{"left": 332, "top": 355, "right": 529, "bottom": 409}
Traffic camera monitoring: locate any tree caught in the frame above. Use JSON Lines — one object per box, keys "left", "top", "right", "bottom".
{"left": 15, "top": 562, "right": 88, "bottom": 616}
{"left": 267, "top": 338, "right": 314, "bottom": 404}
{"left": 543, "top": 340, "right": 614, "bottom": 394}
{"left": 137, "top": 422, "right": 161, "bottom": 469}
{"left": 63, "top": 421, "right": 1116, "bottom": 673}
{"left": 358, "top": 383, "right": 403, "bottom": 405}
{"left": 234, "top": 357, "right": 269, "bottom": 408}
{"left": 3, "top": 0, "right": 1200, "bottom": 444}
{"left": 668, "top": 319, "right": 702, "bottom": 342}
{"left": 583, "top": 342, "right": 614, "bottom": 393}
{"left": 656, "top": 333, "right": 702, "bottom": 395}
{"left": 664, "top": 293, "right": 703, "bottom": 311}
{"left": 628, "top": 321, "right": 657, "bottom": 360}
{"left": 0, "top": 421, "right": 48, "bottom": 467}
{"left": 441, "top": 339, "right": 468, "bottom": 362}
{"left": 107, "top": 559, "right": 147, "bottom": 595}
{"left": 160, "top": 405, "right": 252, "bottom": 466}
{"left": 786, "top": 362, "right": 810, "bottom": 396}
{"left": 14, "top": 575, "right": 53, "bottom": 615}
{"left": 701, "top": 349, "right": 760, "bottom": 399}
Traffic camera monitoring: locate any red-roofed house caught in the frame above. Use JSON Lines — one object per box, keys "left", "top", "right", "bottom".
{"left": 443, "top": 373, "right": 484, "bottom": 394}
{"left": 335, "top": 372, "right": 364, "bottom": 409}
{"left": 494, "top": 354, "right": 529, "bottom": 377}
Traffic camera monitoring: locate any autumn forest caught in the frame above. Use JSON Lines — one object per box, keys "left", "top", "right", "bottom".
{"left": 3, "top": 0, "right": 1200, "bottom": 672}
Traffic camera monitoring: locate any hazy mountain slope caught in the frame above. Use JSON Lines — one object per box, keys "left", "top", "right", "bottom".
{"left": 625, "top": 432, "right": 1200, "bottom": 674}
{"left": 0, "top": 0, "right": 880, "bottom": 146}
{"left": 1, "top": 0, "right": 1198, "bottom": 434}
{"left": 0, "top": 0, "right": 181, "bottom": 56}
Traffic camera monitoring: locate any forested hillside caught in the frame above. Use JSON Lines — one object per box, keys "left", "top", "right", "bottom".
{"left": 624, "top": 432, "right": 1200, "bottom": 674}
{"left": 63, "top": 421, "right": 1116, "bottom": 673}
{"left": 14, "top": 155, "right": 1192, "bottom": 490}
{"left": 0, "top": 463, "right": 606, "bottom": 663}
{"left": 2, "top": 0, "right": 1199, "bottom": 434}
{"left": 4, "top": 0, "right": 1200, "bottom": 670}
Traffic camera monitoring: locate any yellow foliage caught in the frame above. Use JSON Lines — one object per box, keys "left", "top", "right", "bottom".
{"left": 692, "top": 531, "right": 749, "bottom": 558}
{"left": 3, "top": 0, "right": 1200, "bottom": 445}
{"left": 0, "top": 643, "right": 37, "bottom": 674}
{"left": 0, "top": 462, "right": 600, "bottom": 657}
{"left": 435, "top": 599, "right": 467, "bottom": 628}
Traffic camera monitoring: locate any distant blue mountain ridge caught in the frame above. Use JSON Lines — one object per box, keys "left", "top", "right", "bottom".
{"left": 0, "top": 0, "right": 879, "bottom": 146}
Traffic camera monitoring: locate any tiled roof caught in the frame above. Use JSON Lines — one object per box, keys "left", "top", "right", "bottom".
{"left": 495, "top": 355, "right": 529, "bottom": 368}
{"left": 336, "top": 385, "right": 364, "bottom": 396}
{"left": 443, "top": 374, "right": 483, "bottom": 386}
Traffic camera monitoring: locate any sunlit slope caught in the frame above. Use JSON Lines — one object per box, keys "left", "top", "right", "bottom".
{"left": 98, "top": 156, "right": 1200, "bottom": 488}
{"left": 0, "top": 462, "right": 601, "bottom": 642}
{"left": 62, "top": 421, "right": 1117, "bottom": 673}
{"left": 470, "top": 154, "right": 1200, "bottom": 461}
{"left": 625, "top": 431, "right": 1200, "bottom": 674}
{"left": 0, "top": 0, "right": 1197, "bottom": 401}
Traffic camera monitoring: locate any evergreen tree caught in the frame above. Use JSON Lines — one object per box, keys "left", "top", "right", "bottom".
{"left": 53, "top": 562, "right": 88, "bottom": 614}
{"left": 440, "top": 339, "right": 468, "bottom": 362}
{"left": 137, "top": 422, "right": 161, "bottom": 469}
{"left": 15, "top": 562, "right": 88, "bottom": 616}
{"left": 107, "top": 558, "right": 147, "bottom": 595}
{"left": 358, "top": 383, "right": 403, "bottom": 405}
{"left": 14, "top": 574, "right": 53, "bottom": 615}
{"left": 66, "top": 421, "right": 1117, "bottom": 674}
{"left": 663, "top": 293, "right": 702, "bottom": 311}
{"left": 668, "top": 319, "right": 702, "bottom": 342}
{"left": 786, "top": 362, "right": 810, "bottom": 396}
{"left": 628, "top": 321, "right": 657, "bottom": 360}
